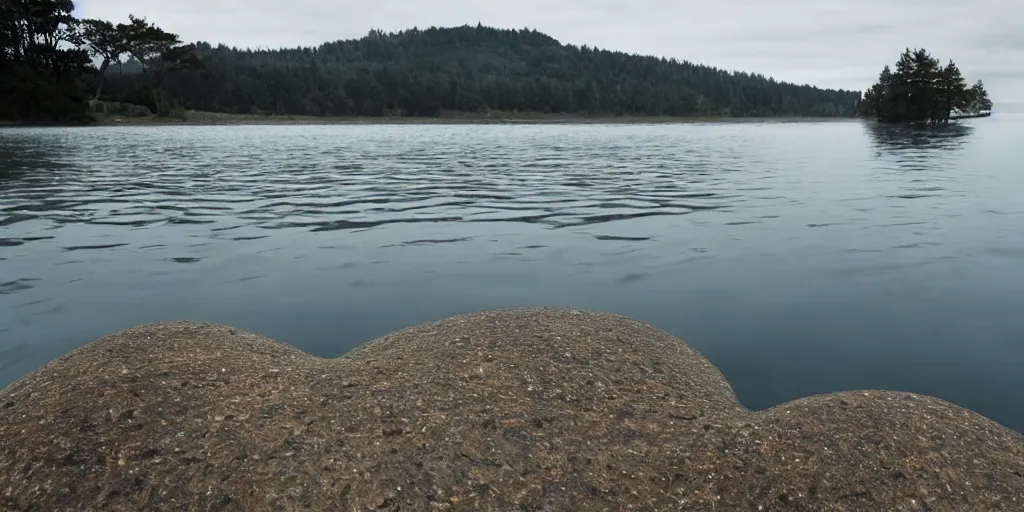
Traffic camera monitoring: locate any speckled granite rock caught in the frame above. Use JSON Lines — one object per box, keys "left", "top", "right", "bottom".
{"left": 1, "top": 308, "right": 1022, "bottom": 511}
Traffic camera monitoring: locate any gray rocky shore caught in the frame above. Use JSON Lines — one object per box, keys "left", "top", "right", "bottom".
{"left": 2, "top": 308, "right": 1022, "bottom": 510}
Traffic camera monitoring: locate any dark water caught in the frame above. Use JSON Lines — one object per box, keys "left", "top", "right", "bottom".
{"left": 2, "top": 118, "right": 1022, "bottom": 431}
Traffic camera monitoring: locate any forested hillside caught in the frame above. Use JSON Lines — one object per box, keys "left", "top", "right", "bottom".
{"left": 111, "top": 25, "right": 862, "bottom": 118}
{"left": 4, "top": 0, "right": 863, "bottom": 122}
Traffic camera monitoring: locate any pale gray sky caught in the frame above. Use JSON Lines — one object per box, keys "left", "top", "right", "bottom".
{"left": 77, "top": 0, "right": 1023, "bottom": 102}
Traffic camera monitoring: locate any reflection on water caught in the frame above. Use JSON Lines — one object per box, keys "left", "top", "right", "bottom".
{"left": 1, "top": 120, "right": 1023, "bottom": 433}
{"left": 865, "top": 122, "right": 973, "bottom": 152}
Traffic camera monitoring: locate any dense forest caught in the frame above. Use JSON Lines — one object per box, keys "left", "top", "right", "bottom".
{"left": 123, "top": 26, "right": 864, "bottom": 118}
{"left": 2, "top": 0, "right": 868, "bottom": 122}
{"left": 6, "top": 1, "right": 993, "bottom": 124}
{"left": 860, "top": 48, "right": 992, "bottom": 124}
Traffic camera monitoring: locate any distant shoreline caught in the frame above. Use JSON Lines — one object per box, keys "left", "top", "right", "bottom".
{"left": 80, "top": 110, "right": 860, "bottom": 127}
{"left": 1, "top": 110, "right": 864, "bottom": 128}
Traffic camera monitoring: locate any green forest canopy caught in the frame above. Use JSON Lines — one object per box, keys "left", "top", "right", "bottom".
{"left": 860, "top": 48, "right": 992, "bottom": 124}
{"left": 136, "top": 26, "right": 862, "bottom": 118}
{"left": 0, "top": 0, "right": 993, "bottom": 123}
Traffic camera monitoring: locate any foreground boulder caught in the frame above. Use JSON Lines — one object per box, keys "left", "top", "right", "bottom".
{"left": 1, "top": 308, "right": 1022, "bottom": 510}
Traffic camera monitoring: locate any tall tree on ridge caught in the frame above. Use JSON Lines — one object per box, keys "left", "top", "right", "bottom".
{"left": 81, "top": 19, "right": 127, "bottom": 100}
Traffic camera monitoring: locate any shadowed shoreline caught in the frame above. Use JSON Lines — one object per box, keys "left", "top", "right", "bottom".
{"left": 88, "top": 111, "right": 862, "bottom": 126}
{"left": 1, "top": 308, "right": 1023, "bottom": 510}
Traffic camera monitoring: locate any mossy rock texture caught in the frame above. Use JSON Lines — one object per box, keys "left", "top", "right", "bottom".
{"left": 2, "top": 308, "right": 1022, "bottom": 510}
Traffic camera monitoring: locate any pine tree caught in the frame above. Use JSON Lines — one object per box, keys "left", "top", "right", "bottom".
{"left": 966, "top": 80, "right": 993, "bottom": 112}
{"left": 863, "top": 48, "right": 991, "bottom": 123}
{"left": 939, "top": 60, "right": 967, "bottom": 123}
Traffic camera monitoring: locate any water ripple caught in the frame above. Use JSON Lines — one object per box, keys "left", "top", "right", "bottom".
{"left": 0, "top": 122, "right": 983, "bottom": 262}
{"left": 63, "top": 243, "right": 129, "bottom": 251}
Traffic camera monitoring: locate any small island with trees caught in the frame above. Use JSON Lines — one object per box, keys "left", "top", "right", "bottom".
{"left": 859, "top": 48, "right": 993, "bottom": 124}
{"left": 1, "top": 0, "right": 995, "bottom": 125}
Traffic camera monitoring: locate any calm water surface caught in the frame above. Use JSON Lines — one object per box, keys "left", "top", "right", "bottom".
{"left": 2, "top": 118, "right": 1022, "bottom": 431}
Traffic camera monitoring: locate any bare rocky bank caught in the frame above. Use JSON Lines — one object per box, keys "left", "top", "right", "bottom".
{"left": 2, "top": 308, "right": 1022, "bottom": 511}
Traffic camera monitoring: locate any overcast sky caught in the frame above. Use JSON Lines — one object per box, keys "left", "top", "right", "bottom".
{"left": 77, "top": 0, "right": 1023, "bottom": 102}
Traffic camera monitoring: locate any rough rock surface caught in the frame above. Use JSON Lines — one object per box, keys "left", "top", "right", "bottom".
{"left": 1, "top": 308, "right": 1022, "bottom": 511}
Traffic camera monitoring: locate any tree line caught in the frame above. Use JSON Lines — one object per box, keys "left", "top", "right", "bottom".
{"left": 2, "top": 1, "right": 992, "bottom": 123}
{"left": 860, "top": 48, "right": 992, "bottom": 124}
{"left": 2, "top": 0, "right": 864, "bottom": 122}
{"left": 118, "top": 26, "right": 863, "bottom": 118}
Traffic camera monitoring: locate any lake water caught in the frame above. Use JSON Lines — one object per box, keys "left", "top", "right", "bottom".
{"left": 2, "top": 118, "right": 1022, "bottom": 432}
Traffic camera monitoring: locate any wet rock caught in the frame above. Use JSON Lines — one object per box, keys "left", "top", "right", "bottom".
{"left": 1, "top": 308, "right": 1022, "bottom": 510}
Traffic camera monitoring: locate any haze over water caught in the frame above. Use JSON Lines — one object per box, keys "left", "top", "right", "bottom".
{"left": 2, "top": 117, "right": 1022, "bottom": 431}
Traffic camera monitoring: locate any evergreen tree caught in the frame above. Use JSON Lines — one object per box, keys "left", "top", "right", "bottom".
{"left": 863, "top": 48, "right": 991, "bottom": 123}
{"left": 966, "top": 80, "right": 993, "bottom": 112}
{"left": 939, "top": 60, "right": 967, "bottom": 118}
